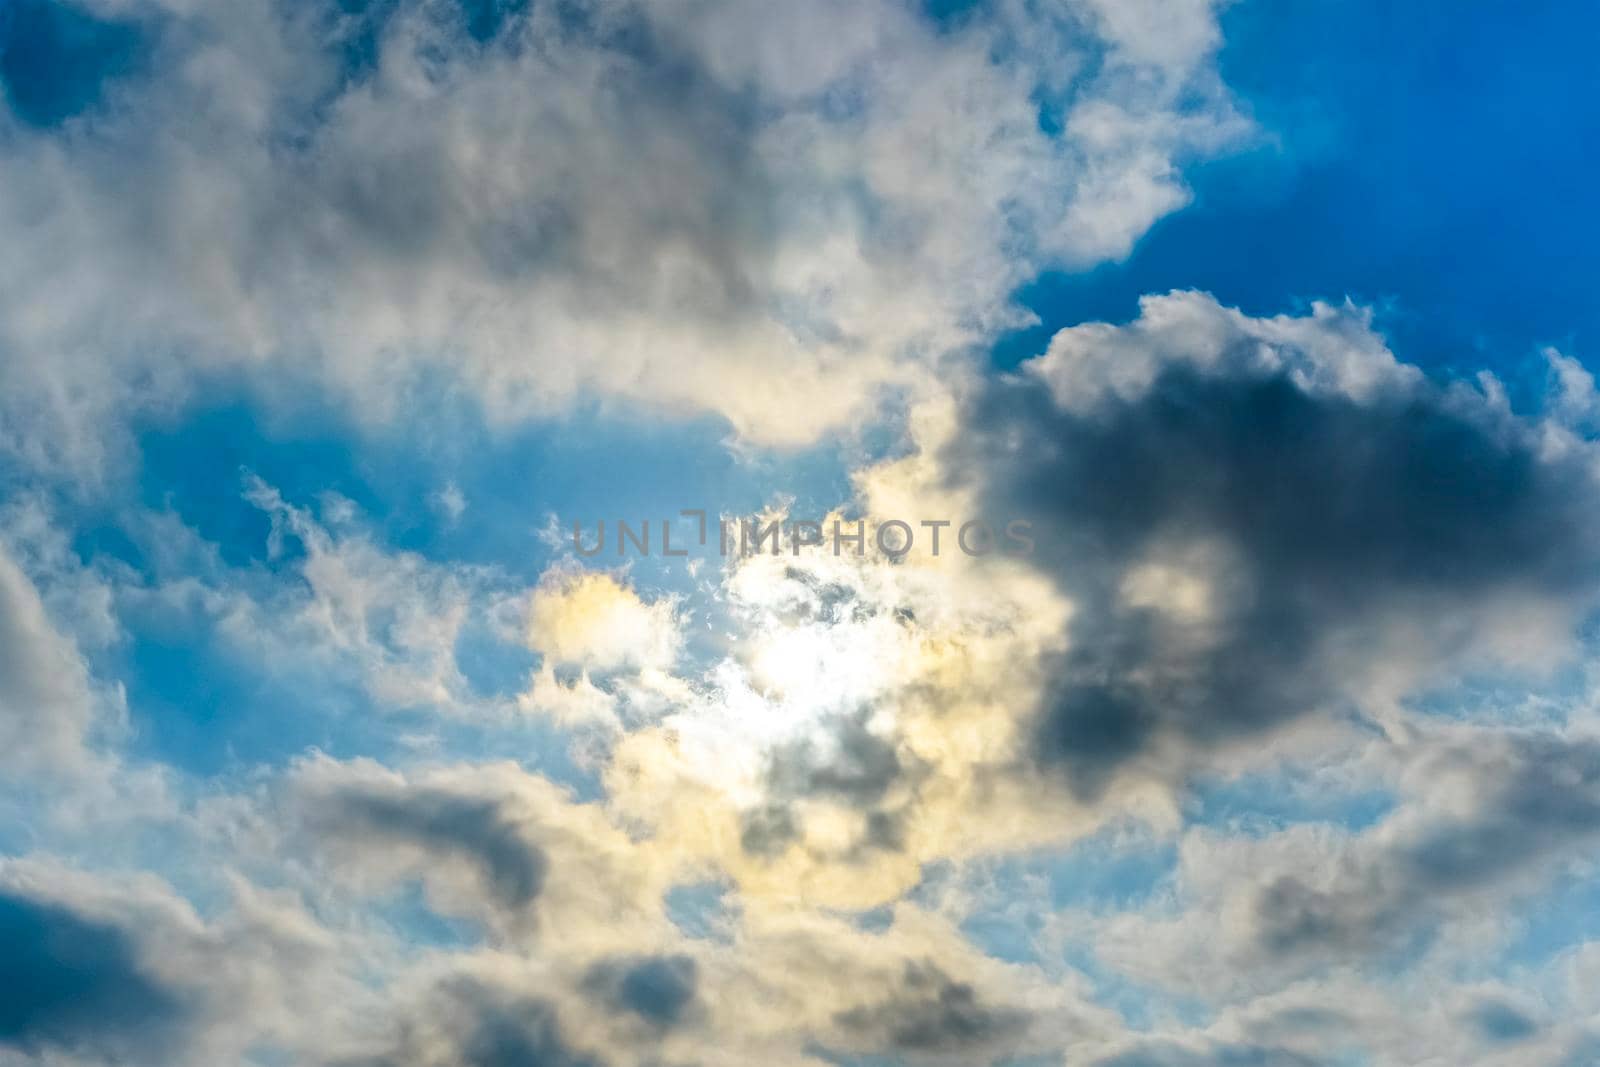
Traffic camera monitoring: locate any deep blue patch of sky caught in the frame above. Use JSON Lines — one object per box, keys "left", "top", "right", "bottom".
{"left": 997, "top": 0, "right": 1600, "bottom": 398}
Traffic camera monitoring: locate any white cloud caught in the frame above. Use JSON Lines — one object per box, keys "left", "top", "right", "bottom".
{"left": 1026, "top": 289, "right": 1423, "bottom": 414}
{"left": 0, "top": 538, "right": 100, "bottom": 773}
{"left": 527, "top": 569, "right": 681, "bottom": 675}
{"left": 429, "top": 482, "right": 467, "bottom": 525}
{"left": 242, "top": 476, "right": 502, "bottom": 712}
{"left": 0, "top": 0, "right": 1246, "bottom": 480}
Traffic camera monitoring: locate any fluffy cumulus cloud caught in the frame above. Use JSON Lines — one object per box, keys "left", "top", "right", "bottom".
{"left": 951, "top": 291, "right": 1600, "bottom": 800}
{"left": 4, "top": 1, "right": 1600, "bottom": 1066}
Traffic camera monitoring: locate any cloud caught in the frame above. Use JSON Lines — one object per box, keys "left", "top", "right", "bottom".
{"left": 6, "top": 6, "right": 1600, "bottom": 1064}
{"left": 1060, "top": 962, "right": 1598, "bottom": 1067}
{"left": 600, "top": 525, "right": 1095, "bottom": 908}
{"left": 273, "top": 751, "right": 1107, "bottom": 1065}
{"left": 582, "top": 954, "right": 699, "bottom": 1030}
{"left": 292, "top": 757, "right": 555, "bottom": 931}
{"left": 0, "top": 536, "right": 99, "bottom": 773}
{"left": 587, "top": 293, "right": 1600, "bottom": 920}
{"left": 288, "top": 756, "right": 674, "bottom": 949}
{"left": 1470, "top": 998, "right": 1539, "bottom": 1044}
{"left": 0, "top": 0, "right": 1244, "bottom": 480}
{"left": 831, "top": 961, "right": 1031, "bottom": 1060}
{"left": 948, "top": 292, "right": 1600, "bottom": 801}
{"left": 12, "top": 287, "right": 1600, "bottom": 1065}
{"left": 430, "top": 482, "right": 468, "bottom": 525}
{"left": 0, "top": 886, "right": 188, "bottom": 1059}
{"left": 1089, "top": 1042, "right": 1324, "bottom": 1067}
{"left": 1023, "top": 290, "right": 1421, "bottom": 413}
{"left": 0, "top": 858, "right": 355, "bottom": 1067}
{"left": 1054, "top": 728, "right": 1600, "bottom": 1048}
{"left": 527, "top": 570, "right": 680, "bottom": 676}
{"left": 333, "top": 974, "right": 605, "bottom": 1067}
{"left": 520, "top": 568, "right": 689, "bottom": 728}
{"left": 686, "top": 901, "right": 1108, "bottom": 1066}
{"left": 245, "top": 477, "right": 486, "bottom": 712}
{"left": 300, "top": 775, "right": 549, "bottom": 915}
{"left": 1245, "top": 729, "right": 1600, "bottom": 964}
{"left": 126, "top": 475, "right": 545, "bottom": 724}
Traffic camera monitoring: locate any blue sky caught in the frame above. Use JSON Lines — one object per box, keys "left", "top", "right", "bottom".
{"left": 1000, "top": 0, "right": 1600, "bottom": 386}
{"left": 2, "top": 2, "right": 1600, "bottom": 1066}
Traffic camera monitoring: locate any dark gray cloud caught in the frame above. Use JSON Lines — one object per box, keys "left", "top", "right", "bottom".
{"left": 738, "top": 803, "right": 800, "bottom": 858}
{"left": 584, "top": 954, "right": 699, "bottom": 1029}
{"left": 310, "top": 785, "right": 548, "bottom": 912}
{"left": 1403, "top": 734, "right": 1600, "bottom": 891}
{"left": 1093, "top": 1043, "right": 1326, "bottom": 1067}
{"left": 1249, "top": 869, "right": 1407, "bottom": 961}
{"left": 1471, "top": 999, "right": 1539, "bottom": 1043}
{"left": 340, "top": 976, "right": 602, "bottom": 1067}
{"left": 767, "top": 715, "right": 913, "bottom": 807}
{"left": 0, "top": 888, "right": 188, "bottom": 1059}
{"left": 832, "top": 962, "right": 1028, "bottom": 1056}
{"left": 951, "top": 365, "right": 1600, "bottom": 799}
{"left": 740, "top": 713, "right": 922, "bottom": 859}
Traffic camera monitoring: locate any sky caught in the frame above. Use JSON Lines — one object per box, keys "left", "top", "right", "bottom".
{"left": 0, "top": 1, "right": 1599, "bottom": 1065}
